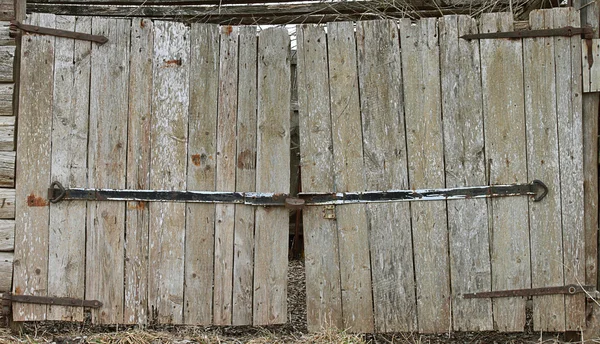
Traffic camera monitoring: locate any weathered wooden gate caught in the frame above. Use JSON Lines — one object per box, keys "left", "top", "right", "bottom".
{"left": 12, "top": 14, "right": 290, "bottom": 325}
{"left": 297, "top": 8, "right": 589, "bottom": 334}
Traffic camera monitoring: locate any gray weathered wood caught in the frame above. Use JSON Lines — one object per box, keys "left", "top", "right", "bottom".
{"left": 124, "top": 17, "right": 153, "bottom": 326}
{"left": 0, "top": 188, "right": 14, "bottom": 219}
{"left": 232, "top": 25, "right": 257, "bottom": 326}
{"left": 327, "top": 21, "right": 374, "bottom": 334}
{"left": 356, "top": 19, "right": 416, "bottom": 333}
{"left": 0, "top": 151, "right": 15, "bottom": 187}
{"left": 47, "top": 15, "right": 91, "bottom": 322}
{"left": 0, "top": 219, "right": 13, "bottom": 251}
{"left": 573, "top": 0, "right": 599, "bottom": 294}
{"left": 184, "top": 23, "right": 219, "bottom": 325}
{"left": 86, "top": 17, "right": 129, "bottom": 324}
{"left": 253, "top": 27, "right": 290, "bottom": 325}
{"left": 0, "top": 251, "right": 12, "bottom": 292}
{"left": 400, "top": 17, "right": 450, "bottom": 334}
{"left": 0, "top": 84, "right": 13, "bottom": 116}
{"left": 12, "top": 13, "right": 54, "bottom": 322}
{"left": 297, "top": 24, "right": 343, "bottom": 332}
{"left": 553, "top": 7, "right": 586, "bottom": 331}
{"left": 523, "top": 9, "right": 565, "bottom": 332}
{"left": 213, "top": 25, "right": 238, "bottom": 326}
{"left": 0, "top": 116, "right": 14, "bottom": 151}
{"left": 582, "top": 39, "right": 600, "bottom": 93}
{"left": 439, "top": 14, "right": 493, "bottom": 332}
{"left": 480, "top": 12, "right": 531, "bottom": 332}
{"left": 0, "top": 21, "right": 15, "bottom": 46}
{"left": 0, "top": 46, "right": 14, "bottom": 82}
{"left": 148, "top": 20, "right": 189, "bottom": 325}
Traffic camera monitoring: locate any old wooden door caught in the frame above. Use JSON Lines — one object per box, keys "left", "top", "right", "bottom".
{"left": 12, "top": 14, "right": 290, "bottom": 326}
{"left": 297, "top": 8, "right": 590, "bottom": 333}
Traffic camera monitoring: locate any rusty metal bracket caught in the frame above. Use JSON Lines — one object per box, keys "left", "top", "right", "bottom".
{"left": 323, "top": 205, "right": 336, "bottom": 219}
{"left": 10, "top": 20, "right": 108, "bottom": 45}
{"left": 1, "top": 292, "right": 103, "bottom": 308}
{"left": 461, "top": 25, "right": 594, "bottom": 40}
{"left": 463, "top": 284, "right": 597, "bottom": 299}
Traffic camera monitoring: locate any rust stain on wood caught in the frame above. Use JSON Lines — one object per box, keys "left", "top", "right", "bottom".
{"left": 27, "top": 194, "right": 47, "bottom": 207}
{"left": 163, "top": 59, "right": 182, "bottom": 67}
{"left": 127, "top": 201, "right": 146, "bottom": 210}
{"left": 191, "top": 154, "right": 201, "bottom": 166}
{"left": 223, "top": 26, "right": 233, "bottom": 35}
{"left": 237, "top": 149, "right": 254, "bottom": 169}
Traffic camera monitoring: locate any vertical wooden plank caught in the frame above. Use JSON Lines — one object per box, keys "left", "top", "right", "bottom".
{"left": 583, "top": 39, "right": 600, "bottom": 93}
{"left": 184, "top": 23, "right": 219, "bottom": 325}
{"left": 86, "top": 17, "right": 129, "bottom": 324}
{"left": 232, "top": 25, "right": 257, "bottom": 326}
{"left": 480, "top": 12, "right": 531, "bottom": 332}
{"left": 554, "top": 7, "right": 586, "bottom": 331}
{"left": 148, "top": 20, "right": 189, "bottom": 325}
{"left": 12, "top": 12, "right": 55, "bottom": 322}
{"left": 327, "top": 21, "right": 375, "bottom": 333}
{"left": 47, "top": 15, "right": 91, "bottom": 322}
{"left": 124, "top": 17, "right": 153, "bottom": 325}
{"left": 356, "top": 20, "right": 417, "bottom": 333}
{"left": 213, "top": 25, "right": 238, "bottom": 326}
{"left": 253, "top": 27, "right": 290, "bottom": 325}
{"left": 400, "top": 18, "right": 450, "bottom": 334}
{"left": 297, "top": 24, "right": 343, "bottom": 332}
{"left": 523, "top": 9, "right": 565, "bottom": 332}
{"left": 439, "top": 15, "right": 493, "bottom": 332}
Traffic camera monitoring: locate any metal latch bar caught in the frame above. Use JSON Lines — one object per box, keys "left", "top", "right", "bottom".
{"left": 2, "top": 293, "right": 103, "bottom": 308}
{"left": 10, "top": 20, "right": 108, "bottom": 45}
{"left": 463, "top": 284, "right": 596, "bottom": 299}
{"left": 48, "top": 180, "right": 548, "bottom": 206}
{"left": 461, "top": 25, "right": 594, "bottom": 40}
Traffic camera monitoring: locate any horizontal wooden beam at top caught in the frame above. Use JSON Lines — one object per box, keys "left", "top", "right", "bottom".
{"left": 29, "top": 0, "right": 513, "bottom": 6}
{"left": 27, "top": 3, "right": 477, "bottom": 23}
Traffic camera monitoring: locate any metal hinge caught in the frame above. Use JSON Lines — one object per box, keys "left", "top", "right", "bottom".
{"left": 9, "top": 20, "right": 108, "bottom": 45}
{"left": 460, "top": 26, "right": 594, "bottom": 40}
{"left": 46, "top": 180, "right": 548, "bottom": 206}
{"left": 1, "top": 293, "right": 103, "bottom": 309}
{"left": 463, "top": 284, "right": 598, "bottom": 299}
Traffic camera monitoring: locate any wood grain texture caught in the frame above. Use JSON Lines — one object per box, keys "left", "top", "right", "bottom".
{"left": 148, "top": 20, "right": 189, "bottom": 325}
{"left": 553, "top": 7, "right": 586, "bottom": 330}
{"left": 573, "top": 0, "right": 599, "bottom": 294}
{"left": 297, "top": 24, "right": 342, "bottom": 332}
{"left": 232, "top": 25, "right": 257, "bottom": 326}
{"left": 0, "top": 45, "right": 14, "bottom": 82}
{"left": 184, "top": 23, "right": 219, "bottom": 325}
{"left": 213, "top": 25, "right": 238, "bottom": 326}
{"left": 0, "top": 116, "right": 15, "bottom": 151}
{"left": 47, "top": 15, "right": 91, "bottom": 322}
{"left": 582, "top": 39, "right": 599, "bottom": 93}
{"left": 253, "top": 27, "right": 290, "bottom": 326}
{"left": 124, "top": 17, "right": 153, "bottom": 325}
{"left": 327, "top": 21, "right": 374, "bottom": 333}
{"left": 0, "top": 251, "right": 12, "bottom": 292}
{"left": 523, "top": 9, "right": 565, "bottom": 332}
{"left": 480, "top": 12, "right": 531, "bottom": 332}
{"left": 0, "top": 84, "right": 13, "bottom": 116}
{"left": 0, "top": 188, "right": 14, "bottom": 219}
{"left": 356, "top": 20, "right": 416, "bottom": 333}
{"left": 400, "top": 17, "right": 450, "bottom": 334}
{"left": 86, "top": 17, "right": 129, "bottom": 324}
{"left": 12, "top": 12, "right": 54, "bottom": 322}
{"left": 0, "top": 21, "right": 15, "bottom": 46}
{"left": 0, "top": 219, "right": 13, "bottom": 251}
{"left": 439, "top": 15, "right": 493, "bottom": 332}
{"left": 0, "top": 151, "right": 15, "bottom": 187}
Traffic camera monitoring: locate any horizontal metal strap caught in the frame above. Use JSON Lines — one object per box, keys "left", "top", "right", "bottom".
{"left": 2, "top": 293, "right": 103, "bottom": 308}
{"left": 48, "top": 180, "right": 548, "bottom": 205}
{"left": 463, "top": 284, "right": 596, "bottom": 299}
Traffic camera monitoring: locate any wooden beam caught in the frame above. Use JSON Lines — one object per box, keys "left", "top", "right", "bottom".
{"left": 27, "top": 2, "right": 476, "bottom": 24}
{"left": 0, "top": 151, "right": 15, "bottom": 187}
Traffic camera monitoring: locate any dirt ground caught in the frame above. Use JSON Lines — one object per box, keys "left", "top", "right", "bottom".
{"left": 0, "top": 260, "right": 596, "bottom": 343}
